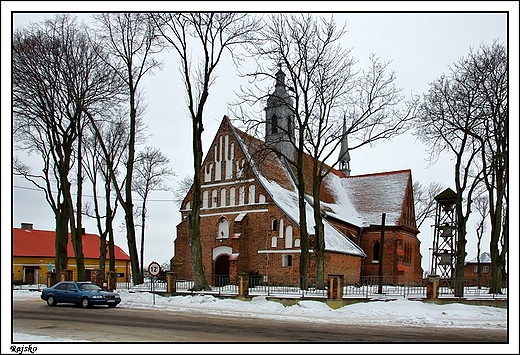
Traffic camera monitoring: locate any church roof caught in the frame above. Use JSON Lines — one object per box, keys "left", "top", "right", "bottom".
{"left": 342, "top": 170, "right": 411, "bottom": 226}
{"left": 231, "top": 120, "right": 365, "bottom": 257}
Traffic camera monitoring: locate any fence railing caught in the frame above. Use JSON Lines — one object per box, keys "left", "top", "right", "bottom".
{"left": 13, "top": 274, "right": 507, "bottom": 300}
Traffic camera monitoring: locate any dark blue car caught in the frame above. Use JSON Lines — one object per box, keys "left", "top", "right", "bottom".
{"left": 40, "top": 281, "right": 121, "bottom": 308}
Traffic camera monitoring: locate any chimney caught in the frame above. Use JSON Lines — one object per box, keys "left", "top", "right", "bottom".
{"left": 21, "top": 223, "right": 33, "bottom": 230}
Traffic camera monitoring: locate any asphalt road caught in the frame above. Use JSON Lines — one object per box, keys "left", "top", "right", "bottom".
{"left": 12, "top": 298, "right": 508, "bottom": 343}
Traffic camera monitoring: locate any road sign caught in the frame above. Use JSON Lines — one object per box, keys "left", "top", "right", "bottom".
{"left": 148, "top": 261, "right": 161, "bottom": 277}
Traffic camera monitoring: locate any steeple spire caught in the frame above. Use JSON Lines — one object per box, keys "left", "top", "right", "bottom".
{"left": 338, "top": 117, "right": 351, "bottom": 176}
{"left": 265, "top": 64, "right": 295, "bottom": 161}
{"left": 275, "top": 63, "right": 285, "bottom": 88}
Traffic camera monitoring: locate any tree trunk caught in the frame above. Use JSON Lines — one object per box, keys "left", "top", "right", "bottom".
{"left": 73, "top": 123, "right": 86, "bottom": 282}
{"left": 140, "top": 206, "right": 146, "bottom": 274}
{"left": 295, "top": 152, "right": 309, "bottom": 290}
{"left": 189, "top": 115, "right": 210, "bottom": 291}
{"left": 54, "top": 210, "right": 69, "bottom": 277}
{"left": 312, "top": 178, "right": 326, "bottom": 290}
{"left": 454, "top": 217, "right": 467, "bottom": 297}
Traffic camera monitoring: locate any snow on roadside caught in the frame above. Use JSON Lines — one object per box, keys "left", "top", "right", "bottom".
{"left": 11, "top": 289, "right": 507, "bottom": 331}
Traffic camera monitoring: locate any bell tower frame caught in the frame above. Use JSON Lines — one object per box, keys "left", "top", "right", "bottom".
{"left": 430, "top": 188, "right": 458, "bottom": 280}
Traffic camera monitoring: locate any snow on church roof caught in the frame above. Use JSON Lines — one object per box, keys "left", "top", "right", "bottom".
{"left": 342, "top": 170, "right": 411, "bottom": 226}
{"left": 232, "top": 122, "right": 365, "bottom": 257}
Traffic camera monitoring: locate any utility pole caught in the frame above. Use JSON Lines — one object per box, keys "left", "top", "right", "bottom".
{"left": 378, "top": 213, "right": 386, "bottom": 294}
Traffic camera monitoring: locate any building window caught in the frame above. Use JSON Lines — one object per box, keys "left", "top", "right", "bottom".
{"left": 202, "top": 190, "right": 209, "bottom": 209}
{"left": 229, "top": 187, "right": 236, "bottom": 206}
{"left": 282, "top": 255, "right": 292, "bottom": 267}
{"left": 373, "top": 242, "right": 380, "bottom": 262}
{"left": 212, "top": 189, "right": 218, "bottom": 208}
{"left": 221, "top": 188, "right": 227, "bottom": 207}
{"left": 239, "top": 186, "right": 245, "bottom": 205}
{"left": 285, "top": 225, "right": 293, "bottom": 248}
{"left": 271, "top": 114, "right": 278, "bottom": 133}
{"left": 248, "top": 185, "right": 256, "bottom": 204}
{"left": 473, "top": 265, "right": 479, "bottom": 274}
{"left": 271, "top": 219, "right": 278, "bottom": 231}
{"left": 271, "top": 237, "right": 277, "bottom": 248}
{"left": 483, "top": 266, "right": 490, "bottom": 274}
{"left": 218, "top": 218, "right": 229, "bottom": 239}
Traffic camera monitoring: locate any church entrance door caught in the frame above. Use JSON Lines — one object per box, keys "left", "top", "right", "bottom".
{"left": 214, "top": 254, "right": 230, "bottom": 287}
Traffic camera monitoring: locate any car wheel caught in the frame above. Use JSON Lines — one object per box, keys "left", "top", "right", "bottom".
{"left": 46, "top": 296, "right": 57, "bottom": 307}
{"left": 81, "top": 297, "right": 91, "bottom": 308}
{"left": 108, "top": 303, "right": 117, "bottom": 308}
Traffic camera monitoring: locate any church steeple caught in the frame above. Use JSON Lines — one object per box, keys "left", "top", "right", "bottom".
{"left": 338, "top": 117, "right": 351, "bottom": 176}
{"left": 265, "top": 64, "right": 295, "bottom": 161}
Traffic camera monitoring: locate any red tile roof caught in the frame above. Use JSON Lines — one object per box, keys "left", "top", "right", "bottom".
{"left": 13, "top": 228, "right": 130, "bottom": 261}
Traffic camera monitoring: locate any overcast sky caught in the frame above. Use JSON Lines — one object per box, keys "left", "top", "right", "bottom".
{"left": 3, "top": 2, "right": 518, "bottom": 277}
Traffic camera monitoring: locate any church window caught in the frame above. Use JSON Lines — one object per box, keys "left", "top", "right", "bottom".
{"left": 221, "top": 188, "right": 227, "bottom": 207}
{"left": 258, "top": 194, "right": 266, "bottom": 203}
{"left": 294, "top": 239, "right": 300, "bottom": 248}
{"left": 185, "top": 201, "right": 191, "bottom": 210}
{"left": 271, "top": 114, "right": 278, "bottom": 133}
{"left": 248, "top": 185, "right": 256, "bottom": 204}
{"left": 279, "top": 219, "right": 284, "bottom": 238}
{"left": 239, "top": 186, "right": 245, "bottom": 205}
{"left": 211, "top": 189, "right": 218, "bottom": 208}
{"left": 483, "top": 266, "right": 490, "bottom": 274}
{"left": 229, "top": 187, "right": 236, "bottom": 206}
{"left": 202, "top": 191, "right": 209, "bottom": 209}
{"left": 285, "top": 225, "right": 293, "bottom": 248}
{"left": 271, "top": 219, "right": 278, "bottom": 231}
{"left": 282, "top": 255, "right": 292, "bottom": 267}
{"left": 218, "top": 217, "right": 229, "bottom": 239}
{"left": 271, "top": 237, "right": 277, "bottom": 248}
{"left": 372, "top": 241, "right": 380, "bottom": 262}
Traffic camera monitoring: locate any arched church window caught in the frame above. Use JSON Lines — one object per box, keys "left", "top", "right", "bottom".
{"left": 373, "top": 241, "right": 380, "bottom": 262}
{"left": 271, "top": 114, "right": 278, "bottom": 133}
{"left": 202, "top": 190, "right": 209, "bottom": 209}
{"left": 218, "top": 217, "right": 229, "bottom": 239}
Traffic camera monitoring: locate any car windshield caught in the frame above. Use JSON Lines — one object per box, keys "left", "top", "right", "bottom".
{"left": 79, "top": 283, "right": 103, "bottom": 291}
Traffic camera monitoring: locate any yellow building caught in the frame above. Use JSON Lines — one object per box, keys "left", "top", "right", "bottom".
{"left": 13, "top": 223, "right": 130, "bottom": 284}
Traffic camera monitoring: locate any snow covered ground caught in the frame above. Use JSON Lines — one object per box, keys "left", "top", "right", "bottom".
{"left": 6, "top": 288, "right": 518, "bottom": 354}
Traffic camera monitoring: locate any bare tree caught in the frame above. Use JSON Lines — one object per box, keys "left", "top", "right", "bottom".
{"left": 473, "top": 193, "right": 488, "bottom": 289}
{"left": 413, "top": 181, "right": 445, "bottom": 229}
{"left": 13, "top": 15, "right": 122, "bottom": 281}
{"left": 173, "top": 175, "right": 194, "bottom": 207}
{"left": 468, "top": 41, "right": 507, "bottom": 294}
{"left": 133, "top": 146, "right": 176, "bottom": 274}
{"left": 151, "top": 12, "right": 261, "bottom": 291}
{"left": 90, "top": 13, "right": 164, "bottom": 285}
{"left": 83, "top": 112, "right": 128, "bottom": 275}
{"left": 415, "top": 44, "right": 492, "bottom": 297}
{"left": 235, "top": 14, "right": 418, "bottom": 288}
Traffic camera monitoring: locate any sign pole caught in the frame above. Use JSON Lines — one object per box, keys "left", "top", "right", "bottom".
{"left": 147, "top": 261, "right": 161, "bottom": 306}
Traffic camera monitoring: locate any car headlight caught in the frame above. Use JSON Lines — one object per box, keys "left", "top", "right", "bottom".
{"left": 92, "top": 295, "right": 104, "bottom": 299}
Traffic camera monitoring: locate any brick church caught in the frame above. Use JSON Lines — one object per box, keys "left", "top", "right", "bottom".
{"left": 171, "top": 68, "right": 423, "bottom": 286}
